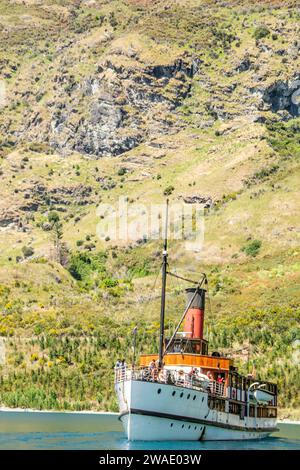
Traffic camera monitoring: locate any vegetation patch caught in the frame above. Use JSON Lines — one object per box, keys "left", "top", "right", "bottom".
{"left": 241, "top": 239, "right": 262, "bottom": 257}
{"left": 253, "top": 25, "right": 270, "bottom": 40}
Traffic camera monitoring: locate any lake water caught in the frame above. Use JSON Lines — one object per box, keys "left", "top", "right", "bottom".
{"left": 0, "top": 411, "right": 299, "bottom": 450}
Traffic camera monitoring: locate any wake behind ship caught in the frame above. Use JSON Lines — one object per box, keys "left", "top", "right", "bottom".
{"left": 115, "top": 202, "right": 278, "bottom": 441}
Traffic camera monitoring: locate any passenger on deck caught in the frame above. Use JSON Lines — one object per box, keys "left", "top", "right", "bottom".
{"left": 188, "top": 367, "right": 197, "bottom": 377}
{"left": 158, "top": 368, "right": 165, "bottom": 383}
{"left": 149, "top": 359, "right": 157, "bottom": 381}
{"left": 206, "top": 370, "right": 213, "bottom": 380}
{"left": 177, "top": 370, "right": 185, "bottom": 384}
{"left": 188, "top": 367, "right": 198, "bottom": 385}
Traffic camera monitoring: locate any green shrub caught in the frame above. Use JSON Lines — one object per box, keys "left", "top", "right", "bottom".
{"left": 266, "top": 118, "right": 300, "bottom": 160}
{"left": 117, "top": 167, "right": 127, "bottom": 176}
{"left": 22, "top": 246, "right": 34, "bottom": 258}
{"left": 67, "top": 251, "right": 107, "bottom": 281}
{"left": 48, "top": 211, "right": 60, "bottom": 224}
{"left": 241, "top": 239, "right": 262, "bottom": 257}
{"left": 244, "top": 165, "right": 279, "bottom": 187}
{"left": 253, "top": 165, "right": 279, "bottom": 180}
{"left": 101, "top": 278, "right": 118, "bottom": 288}
{"left": 253, "top": 25, "right": 270, "bottom": 40}
{"left": 68, "top": 253, "right": 92, "bottom": 281}
{"left": 163, "top": 185, "right": 175, "bottom": 196}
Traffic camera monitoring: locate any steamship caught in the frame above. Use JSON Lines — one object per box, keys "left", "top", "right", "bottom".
{"left": 115, "top": 204, "right": 278, "bottom": 441}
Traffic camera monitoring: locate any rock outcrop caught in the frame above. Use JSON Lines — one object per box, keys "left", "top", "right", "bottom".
{"left": 263, "top": 77, "right": 300, "bottom": 117}
{"left": 22, "top": 56, "right": 199, "bottom": 158}
{"left": 253, "top": 75, "right": 300, "bottom": 118}
{"left": 180, "top": 195, "right": 213, "bottom": 208}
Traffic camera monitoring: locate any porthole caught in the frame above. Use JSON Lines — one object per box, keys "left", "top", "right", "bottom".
{"left": 182, "top": 424, "right": 184, "bottom": 428}
{"left": 194, "top": 426, "right": 197, "bottom": 430}
{"left": 202, "top": 397, "right": 204, "bottom": 402}
{"left": 188, "top": 425, "right": 191, "bottom": 429}
{"left": 180, "top": 392, "right": 184, "bottom": 398}
{"left": 172, "top": 391, "right": 176, "bottom": 396}
{"left": 157, "top": 388, "right": 161, "bottom": 394}
{"left": 170, "top": 423, "right": 173, "bottom": 427}
{"left": 187, "top": 394, "right": 190, "bottom": 399}
{"left": 193, "top": 395, "right": 196, "bottom": 400}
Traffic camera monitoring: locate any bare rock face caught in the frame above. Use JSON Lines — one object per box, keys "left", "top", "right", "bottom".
{"left": 180, "top": 195, "right": 213, "bottom": 208}
{"left": 255, "top": 75, "right": 300, "bottom": 118}
{"left": 24, "top": 57, "right": 198, "bottom": 158}
{"left": 28, "top": 183, "right": 94, "bottom": 206}
{"left": 0, "top": 208, "right": 20, "bottom": 228}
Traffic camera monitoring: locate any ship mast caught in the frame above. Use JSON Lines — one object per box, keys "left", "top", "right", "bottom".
{"left": 158, "top": 199, "right": 169, "bottom": 368}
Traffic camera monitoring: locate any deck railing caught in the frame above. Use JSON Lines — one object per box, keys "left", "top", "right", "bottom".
{"left": 115, "top": 366, "right": 225, "bottom": 397}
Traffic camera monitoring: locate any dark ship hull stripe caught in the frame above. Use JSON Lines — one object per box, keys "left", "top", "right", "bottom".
{"left": 119, "top": 409, "right": 278, "bottom": 433}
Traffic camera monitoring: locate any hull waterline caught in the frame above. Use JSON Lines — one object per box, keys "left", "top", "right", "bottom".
{"left": 119, "top": 412, "right": 273, "bottom": 441}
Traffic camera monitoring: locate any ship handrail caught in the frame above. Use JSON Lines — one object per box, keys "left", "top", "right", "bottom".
{"left": 114, "top": 366, "right": 226, "bottom": 397}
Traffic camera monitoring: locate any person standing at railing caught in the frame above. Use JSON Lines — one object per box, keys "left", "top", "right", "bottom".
{"left": 188, "top": 367, "right": 197, "bottom": 377}
{"left": 186, "top": 367, "right": 197, "bottom": 388}
{"left": 148, "top": 359, "right": 157, "bottom": 382}
{"left": 215, "top": 374, "right": 225, "bottom": 395}
{"left": 158, "top": 368, "right": 165, "bottom": 383}
{"left": 206, "top": 370, "right": 213, "bottom": 380}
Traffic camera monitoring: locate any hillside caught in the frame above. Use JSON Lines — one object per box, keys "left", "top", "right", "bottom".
{"left": 0, "top": 0, "right": 299, "bottom": 417}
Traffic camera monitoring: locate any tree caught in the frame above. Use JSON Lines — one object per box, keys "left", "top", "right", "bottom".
{"left": 48, "top": 212, "right": 69, "bottom": 266}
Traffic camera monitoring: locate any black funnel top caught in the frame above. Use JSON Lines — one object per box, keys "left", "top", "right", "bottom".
{"left": 185, "top": 287, "right": 205, "bottom": 310}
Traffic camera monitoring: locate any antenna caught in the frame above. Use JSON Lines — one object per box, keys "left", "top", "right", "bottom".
{"left": 158, "top": 199, "right": 169, "bottom": 368}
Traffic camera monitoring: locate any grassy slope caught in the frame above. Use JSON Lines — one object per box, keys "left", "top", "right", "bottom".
{"left": 0, "top": 0, "right": 299, "bottom": 417}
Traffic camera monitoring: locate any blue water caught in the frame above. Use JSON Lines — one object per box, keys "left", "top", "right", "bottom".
{"left": 0, "top": 411, "right": 299, "bottom": 450}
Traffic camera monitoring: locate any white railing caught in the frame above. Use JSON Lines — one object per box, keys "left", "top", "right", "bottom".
{"left": 209, "top": 380, "right": 225, "bottom": 396}
{"left": 114, "top": 366, "right": 225, "bottom": 397}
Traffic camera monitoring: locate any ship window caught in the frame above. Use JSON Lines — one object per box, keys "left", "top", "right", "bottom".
{"left": 188, "top": 425, "right": 191, "bottom": 429}
{"left": 187, "top": 394, "right": 190, "bottom": 399}
{"left": 194, "top": 426, "right": 197, "bottom": 430}
{"left": 202, "top": 397, "right": 204, "bottom": 402}
{"left": 193, "top": 395, "right": 196, "bottom": 400}
{"left": 182, "top": 424, "right": 184, "bottom": 428}
{"left": 172, "top": 391, "right": 176, "bottom": 396}
{"left": 180, "top": 392, "right": 184, "bottom": 398}
{"left": 157, "top": 388, "right": 161, "bottom": 394}
{"left": 170, "top": 423, "right": 173, "bottom": 427}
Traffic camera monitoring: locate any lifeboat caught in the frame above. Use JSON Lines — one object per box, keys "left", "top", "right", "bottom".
{"left": 254, "top": 386, "right": 275, "bottom": 405}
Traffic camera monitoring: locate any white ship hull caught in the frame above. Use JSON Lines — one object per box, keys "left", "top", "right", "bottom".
{"left": 116, "top": 380, "right": 277, "bottom": 441}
